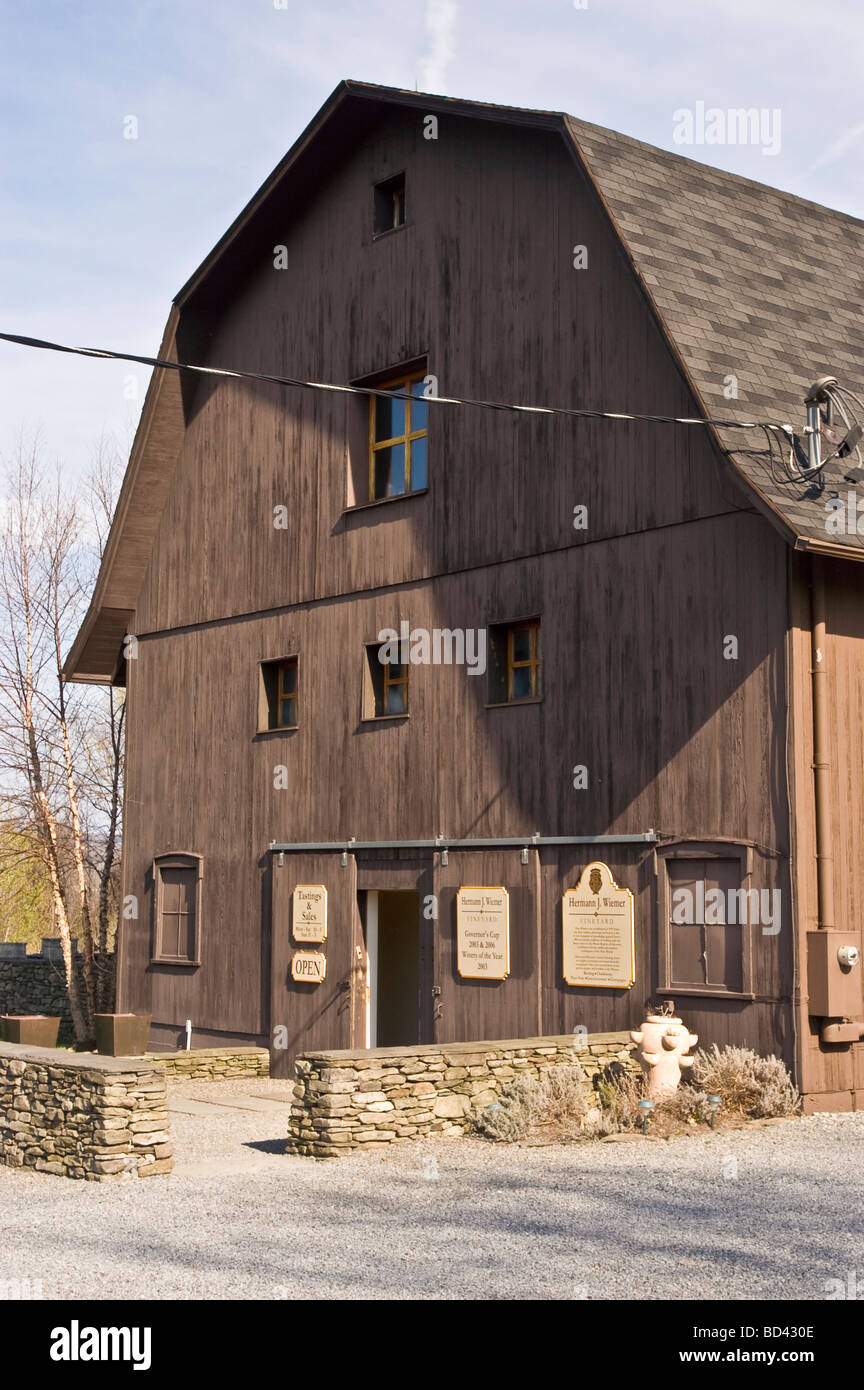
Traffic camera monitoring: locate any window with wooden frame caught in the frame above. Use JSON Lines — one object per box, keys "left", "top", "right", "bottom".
{"left": 363, "top": 642, "right": 409, "bottom": 718}
{"left": 369, "top": 372, "right": 428, "bottom": 501}
{"left": 487, "top": 619, "right": 542, "bottom": 704}
{"left": 259, "top": 657, "right": 299, "bottom": 731}
{"left": 373, "top": 173, "right": 406, "bottom": 235}
{"left": 656, "top": 845, "right": 754, "bottom": 999}
{"left": 152, "top": 853, "right": 202, "bottom": 966}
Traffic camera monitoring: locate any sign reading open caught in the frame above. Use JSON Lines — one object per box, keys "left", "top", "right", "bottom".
{"left": 291, "top": 950, "right": 327, "bottom": 983}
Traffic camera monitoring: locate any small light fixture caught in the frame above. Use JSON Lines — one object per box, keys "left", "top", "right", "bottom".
{"left": 706, "top": 1094, "right": 722, "bottom": 1129}
{"left": 638, "top": 1098, "right": 655, "bottom": 1135}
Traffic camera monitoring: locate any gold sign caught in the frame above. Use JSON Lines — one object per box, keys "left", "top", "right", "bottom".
{"left": 292, "top": 884, "right": 327, "bottom": 943}
{"left": 456, "top": 886, "right": 510, "bottom": 980}
{"left": 562, "top": 862, "right": 635, "bottom": 988}
{"left": 291, "top": 950, "right": 327, "bottom": 983}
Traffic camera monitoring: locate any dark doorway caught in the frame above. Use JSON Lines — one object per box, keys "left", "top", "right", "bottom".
{"left": 361, "top": 889, "right": 420, "bottom": 1047}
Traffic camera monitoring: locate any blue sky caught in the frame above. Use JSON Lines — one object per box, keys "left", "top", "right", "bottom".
{"left": 2, "top": 0, "right": 863, "bottom": 475}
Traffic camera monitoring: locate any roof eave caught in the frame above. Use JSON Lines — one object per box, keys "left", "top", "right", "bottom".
{"left": 63, "top": 305, "right": 183, "bottom": 683}
{"left": 792, "top": 535, "right": 864, "bottom": 562}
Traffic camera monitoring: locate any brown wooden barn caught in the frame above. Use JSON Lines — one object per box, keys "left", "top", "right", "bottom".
{"left": 66, "top": 81, "right": 864, "bottom": 1109}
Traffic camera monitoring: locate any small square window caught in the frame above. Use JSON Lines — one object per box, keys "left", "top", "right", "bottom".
{"left": 374, "top": 173, "right": 406, "bottom": 235}
{"left": 488, "top": 619, "right": 541, "bottom": 704}
{"left": 363, "top": 642, "right": 409, "bottom": 718}
{"left": 260, "top": 657, "right": 299, "bottom": 731}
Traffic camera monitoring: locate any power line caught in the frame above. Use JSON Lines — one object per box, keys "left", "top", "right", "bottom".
{"left": 0, "top": 330, "right": 797, "bottom": 436}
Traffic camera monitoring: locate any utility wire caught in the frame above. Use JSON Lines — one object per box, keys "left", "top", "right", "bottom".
{"left": 0, "top": 331, "right": 798, "bottom": 436}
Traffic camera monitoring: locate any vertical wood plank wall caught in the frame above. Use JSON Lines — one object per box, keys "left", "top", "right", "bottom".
{"left": 117, "top": 106, "right": 802, "bottom": 1083}
{"left": 791, "top": 555, "right": 864, "bottom": 1106}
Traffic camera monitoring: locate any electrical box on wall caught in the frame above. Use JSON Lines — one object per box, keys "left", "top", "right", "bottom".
{"left": 807, "top": 931, "right": 863, "bottom": 1016}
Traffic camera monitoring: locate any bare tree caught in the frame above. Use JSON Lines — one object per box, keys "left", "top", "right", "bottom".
{"left": 83, "top": 433, "right": 126, "bottom": 1008}
{"left": 0, "top": 438, "right": 89, "bottom": 1034}
{"left": 0, "top": 434, "right": 125, "bottom": 1036}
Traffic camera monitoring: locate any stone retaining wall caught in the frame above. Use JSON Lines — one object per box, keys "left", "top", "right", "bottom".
{"left": 0, "top": 1042, "right": 172, "bottom": 1181}
{"left": 0, "top": 943, "right": 115, "bottom": 1043}
{"left": 288, "top": 1032, "right": 637, "bottom": 1158}
{"left": 145, "top": 1046, "right": 270, "bottom": 1080}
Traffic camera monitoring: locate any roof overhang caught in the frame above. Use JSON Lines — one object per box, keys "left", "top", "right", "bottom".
{"left": 63, "top": 305, "right": 184, "bottom": 682}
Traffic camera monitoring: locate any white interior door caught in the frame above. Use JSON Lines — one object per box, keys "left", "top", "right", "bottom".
{"left": 365, "top": 890, "right": 378, "bottom": 1049}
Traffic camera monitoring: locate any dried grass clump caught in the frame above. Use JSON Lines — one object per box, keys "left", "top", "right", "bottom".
{"left": 475, "top": 1046, "right": 800, "bottom": 1142}
{"left": 474, "top": 1076, "right": 537, "bottom": 1142}
{"left": 661, "top": 1085, "right": 711, "bottom": 1124}
{"left": 475, "top": 1064, "right": 593, "bottom": 1141}
{"left": 532, "top": 1064, "right": 590, "bottom": 1127}
{"left": 588, "top": 1067, "right": 646, "bottom": 1135}
{"left": 690, "top": 1044, "right": 800, "bottom": 1118}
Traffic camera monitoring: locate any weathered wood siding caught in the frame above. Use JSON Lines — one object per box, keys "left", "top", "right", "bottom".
{"left": 133, "top": 110, "right": 752, "bottom": 635}
{"left": 791, "top": 553, "right": 864, "bottom": 1106}
{"left": 118, "top": 107, "right": 794, "bottom": 1074}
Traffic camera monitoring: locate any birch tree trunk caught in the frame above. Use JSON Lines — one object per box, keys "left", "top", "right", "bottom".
{"left": 0, "top": 439, "right": 123, "bottom": 1042}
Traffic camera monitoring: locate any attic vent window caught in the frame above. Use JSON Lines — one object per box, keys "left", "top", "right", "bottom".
{"left": 374, "top": 173, "right": 406, "bottom": 235}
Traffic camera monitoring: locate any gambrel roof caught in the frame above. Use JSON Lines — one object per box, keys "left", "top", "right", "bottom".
{"left": 66, "top": 80, "right": 864, "bottom": 681}
{"left": 566, "top": 114, "right": 864, "bottom": 551}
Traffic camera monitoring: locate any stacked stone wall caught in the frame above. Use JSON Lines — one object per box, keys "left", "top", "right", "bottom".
{"left": 0, "top": 1043, "right": 172, "bottom": 1180}
{"left": 288, "top": 1032, "right": 638, "bottom": 1158}
{"left": 146, "top": 1046, "right": 270, "bottom": 1079}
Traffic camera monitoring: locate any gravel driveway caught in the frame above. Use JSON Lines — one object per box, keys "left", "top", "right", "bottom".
{"left": 1, "top": 1079, "right": 862, "bottom": 1301}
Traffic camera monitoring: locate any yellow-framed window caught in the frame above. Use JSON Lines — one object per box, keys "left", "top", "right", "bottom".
{"left": 506, "top": 621, "right": 541, "bottom": 701}
{"left": 275, "top": 658, "right": 298, "bottom": 728}
{"left": 369, "top": 373, "right": 428, "bottom": 500}
{"left": 381, "top": 659, "right": 409, "bottom": 715}
{"left": 365, "top": 643, "right": 409, "bottom": 717}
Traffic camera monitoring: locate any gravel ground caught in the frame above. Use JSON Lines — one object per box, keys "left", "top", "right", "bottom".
{"left": 1, "top": 1079, "right": 863, "bottom": 1301}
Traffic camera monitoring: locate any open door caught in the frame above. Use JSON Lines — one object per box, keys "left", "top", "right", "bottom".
{"left": 360, "top": 889, "right": 420, "bottom": 1047}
